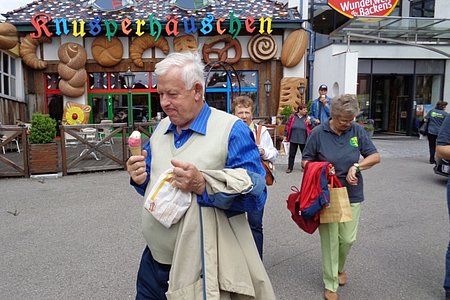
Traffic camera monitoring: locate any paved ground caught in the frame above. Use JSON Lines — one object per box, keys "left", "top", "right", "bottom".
{"left": 1, "top": 135, "right": 448, "bottom": 299}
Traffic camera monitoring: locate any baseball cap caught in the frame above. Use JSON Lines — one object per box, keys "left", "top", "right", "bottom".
{"left": 319, "top": 84, "right": 327, "bottom": 90}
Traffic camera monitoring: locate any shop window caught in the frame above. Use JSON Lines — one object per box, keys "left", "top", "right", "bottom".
{"left": 205, "top": 70, "right": 258, "bottom": 113}
{"left": 44, "top": 74, "right": 63, "bottom": 131}
{"left": 89, "top": 72, "right": 108, "bottom": 89}
{"left": 0, "top": 52, "right": 16, "bottom": 98}
{"left": 410, "top": 0, "right": 435, "bottom": 17}
{"left": 46, "top": 74, "right": 61, "bottom": 90}
{"left": 415, "top": 75, "right": 442, "bottom": 105}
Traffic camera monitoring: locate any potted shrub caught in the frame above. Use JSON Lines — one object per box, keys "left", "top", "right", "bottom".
{"left": 28, "top": 113, "right": 59, "bottom": 174}
{"left": 357, "top": 117, "right": 375, "bottom": 138}
{"left": 279, "top": 105, "right": 294, "bottom": 124}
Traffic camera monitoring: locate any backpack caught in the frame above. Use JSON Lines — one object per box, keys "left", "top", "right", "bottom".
{"left": 286, "top": 162, "right": 332, "bottom": 234}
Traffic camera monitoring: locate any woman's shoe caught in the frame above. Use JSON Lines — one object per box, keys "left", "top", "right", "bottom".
{"left": 324, "top": 289, "right": 338, "bottom": 300}
{"left": 338, "top": 272, "right": 347, "bottom": 286}
{"left": 286, "top": 169, "right": 292, "bottom": 173}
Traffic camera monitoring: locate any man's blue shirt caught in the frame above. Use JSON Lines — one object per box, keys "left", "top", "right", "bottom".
{"left": 131, "top": 103, "right": 266, "bottom": 213}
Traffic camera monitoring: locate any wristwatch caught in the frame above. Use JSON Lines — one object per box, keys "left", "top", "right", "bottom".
{"left": 353, "top": 163, "right": 360, "bottom": 172}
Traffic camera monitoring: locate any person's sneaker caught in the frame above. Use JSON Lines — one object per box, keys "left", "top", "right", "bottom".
{"left": 338, "top": 272, "right": 347, "bottom": 286}
{"left": 286, "top": 168, "right": 292, "bottom": 173}
{"left": 324, "top": 289, "right": 338, "bottom": 300}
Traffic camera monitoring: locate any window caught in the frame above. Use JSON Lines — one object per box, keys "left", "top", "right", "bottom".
{"left": 205, "top": 70, "right": 259, "bottom": 113}
{"left": 410, "top": 0, "right": 435, "bottom": 17}
{"left": 0, "top": 52, "right": 17, "bottom": 98}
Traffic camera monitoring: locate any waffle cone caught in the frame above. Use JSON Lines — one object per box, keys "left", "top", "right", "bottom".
{"left": 129, "top": 145, "right": 141, "bottom": 156}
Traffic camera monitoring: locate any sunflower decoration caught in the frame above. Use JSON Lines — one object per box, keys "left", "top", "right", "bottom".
{"left": 62, "top": 102, "right": 91, "bottom": 125}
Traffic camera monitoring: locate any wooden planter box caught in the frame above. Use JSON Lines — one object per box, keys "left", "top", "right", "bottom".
{"left": 29, "top": 143, "right": 59, "bottom": 174}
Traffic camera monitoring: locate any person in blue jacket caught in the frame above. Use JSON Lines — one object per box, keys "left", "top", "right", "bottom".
{"left": 310, "top": 84, "right": 332, "bottom": 125}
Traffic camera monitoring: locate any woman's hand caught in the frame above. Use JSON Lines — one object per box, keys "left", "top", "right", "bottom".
{"left": 346, "top": 165, "right": 358, "bottom": 185}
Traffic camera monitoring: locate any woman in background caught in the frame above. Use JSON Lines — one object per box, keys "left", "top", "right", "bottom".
{"left": 425, "top": 101, "right": 448, "bottom": 164}
{"left": 285, "top": 103, "right": 312, "bottom": 173}
{"left": 232, "top": 95, "right": 278, "bottom": 259}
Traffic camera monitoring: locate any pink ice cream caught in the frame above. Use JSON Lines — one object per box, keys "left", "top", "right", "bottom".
{"left": 128, "top": 131, "right": 142, "bottom": 155}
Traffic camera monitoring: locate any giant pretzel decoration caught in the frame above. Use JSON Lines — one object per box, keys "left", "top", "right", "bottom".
{"left": 57, "top": 43, "right": 88, "bottom": 98}
{"left": 202, "top": 34, "right": 242, "bottom": 66}
{"left": 248, "top": 34, "right": 277, "bottom": 63}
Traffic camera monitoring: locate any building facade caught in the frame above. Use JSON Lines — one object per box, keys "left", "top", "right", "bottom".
{"left": 1, "top": 0, "right": 449, "bottom": 136}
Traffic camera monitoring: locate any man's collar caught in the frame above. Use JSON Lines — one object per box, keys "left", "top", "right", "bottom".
{"left": 165, "top": 103, "right": 211, "bottom": 135}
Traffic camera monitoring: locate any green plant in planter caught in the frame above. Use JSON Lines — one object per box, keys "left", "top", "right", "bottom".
{"left": 28, "top": 113, "right": 57, "bottom": 144}
{"left": 280, "top": 105, "right": 294, "bottom": 123}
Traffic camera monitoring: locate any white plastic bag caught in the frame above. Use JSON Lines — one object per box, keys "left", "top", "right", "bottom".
{"left": 282, "top": 140, "right": 290, "bottom": 156}
{"left": 144, "top": 169, "right": 192, "bottom": 228}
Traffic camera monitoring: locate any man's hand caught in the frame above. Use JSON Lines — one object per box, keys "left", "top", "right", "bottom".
{"left": 171, "top": 159, "right": 206, "bottom": 195}
{"left": 126, "top": 150, "right": 148, "bottom": 185}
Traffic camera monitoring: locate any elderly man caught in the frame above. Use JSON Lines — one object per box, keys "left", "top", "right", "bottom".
{"left": 126, "top": 52, "right": 274, "bottom": 300}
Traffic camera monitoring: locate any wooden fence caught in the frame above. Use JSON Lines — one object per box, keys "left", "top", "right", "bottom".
{"left": 0, "top": 121, "right": 159, "bottom": 178}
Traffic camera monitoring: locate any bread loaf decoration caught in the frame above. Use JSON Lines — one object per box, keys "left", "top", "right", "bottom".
{"left": 173, "top": 34, "right": 197, "bottom": 53}
{"left": 130, "top": 35, "right": 169, "bottom": 67}
{"left": 281, "top": 30, "right": 308, "bottom": 68}
{"left": 20, "top": 34, "right": 51, "bottom": 70}
{"left": 0, "top": 22, "right": 18, "bottom": 50}
{"left": 278, "top": 77, "right": 307, "bottom": 114}
{"left": 248, "top": 34, "right": 277, "bottom": 63}
{"left": 58, "top": 43, "right": 88, "bottom": 98}
{"left": 91, "top": 36, "right": 123, "bottom": 67}
{"left": 202, "top": 34, "right": 242, "bottom": 66}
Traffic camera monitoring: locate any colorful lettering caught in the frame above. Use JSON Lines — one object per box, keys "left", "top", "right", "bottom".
{"left": 245, "top": 16, "right": 255, "bottom": 33}
{"left": 136, "top": 19, "right": 146, "bottom": 36}
{"left": 259, "top": 17, "right": 272, "bottom": 34}
{"left": 30, "top": 13, "right": 53, "bottom": 38}
{"left": 148, "top": 14, "right": 162, "bottom": 41}
{"left": 72, "top": 20, "right": 86, "bottom": 37}
{"left": 89, "top": 17, "right": 102, "bottom": 36}
{"left": 104, "top": 20, "right": 118, "bottom": 41}
{"left": 200, "top": 14, "right": 214, "bottom": 35}
{"left": 183, "top": 17, "right": 197, "bottom": 34}
{"left": 121, "top": 18, "right": 132, "bottom": 35}
{"left": 54, "top": 18, "right": 69, "bottom": 36}
{"left": 216, "top": 17, "right": 226, "bottom": 35}
{"left": 228, "top": 12, "right": 241, "bottom": 39}
{"left": 165, "top": 16, "right": 179, "bottom": 36}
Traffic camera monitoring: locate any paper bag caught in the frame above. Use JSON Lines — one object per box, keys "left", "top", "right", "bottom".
{"left": 320, "top": 186, "right": 352, "bottom": 224}
{"left": 144, "top": 169, "right": 192, "bottom": 228}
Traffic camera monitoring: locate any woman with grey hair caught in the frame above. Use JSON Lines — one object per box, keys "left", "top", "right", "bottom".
{"left": 301, "top": 94, "right": 381, "bottom": 300}
{"left": 424, "top": 100, "right": 448, "bottom": 164}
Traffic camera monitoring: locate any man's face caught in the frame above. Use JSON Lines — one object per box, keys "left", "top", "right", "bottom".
{"left": 157, "top": 67, "right": 201, "bottom": 129}
{"left": 319, "top": 88, "right": 328, "bottom": 98}
{"left": 234, "top": 105, "right": 253, "bottom": 125}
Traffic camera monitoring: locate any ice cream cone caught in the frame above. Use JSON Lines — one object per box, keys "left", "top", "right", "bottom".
{"left": 128, "top": 130, "right": 142, "bottom": 156}
{"left": 129, "top": 145, "right": 142, "bottom": 156}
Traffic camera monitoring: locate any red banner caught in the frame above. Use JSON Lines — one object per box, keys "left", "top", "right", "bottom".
{"left": 328, "top": 0, "right": 399, "bottom": 18}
